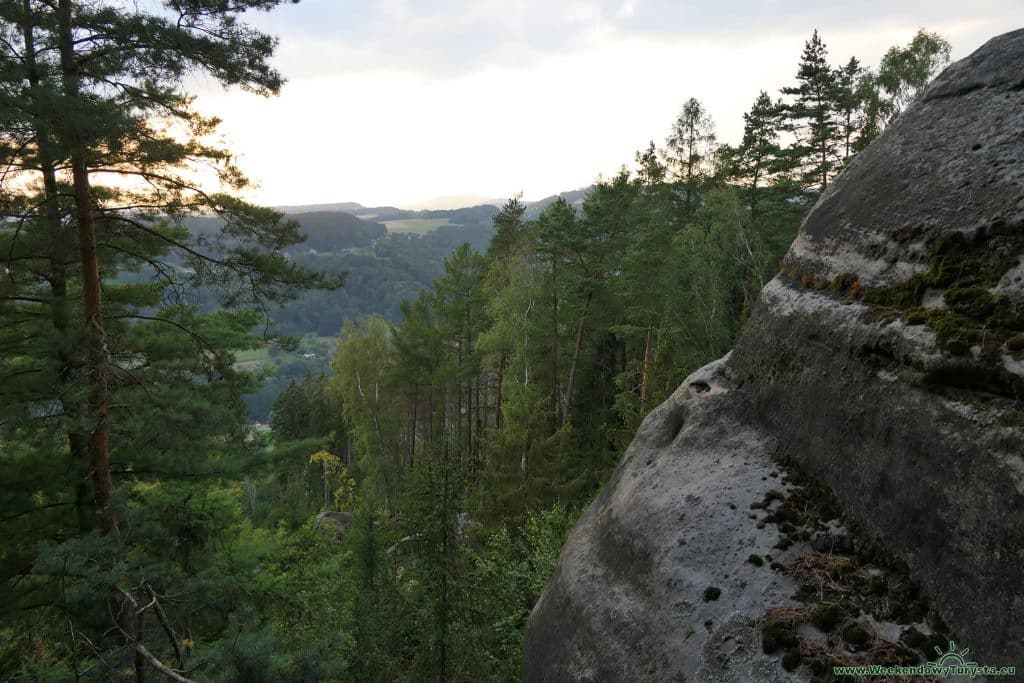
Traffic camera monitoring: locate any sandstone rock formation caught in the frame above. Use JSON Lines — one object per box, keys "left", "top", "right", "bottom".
{"left": 524, "top": 28, "right": 1024, "bottom": 681}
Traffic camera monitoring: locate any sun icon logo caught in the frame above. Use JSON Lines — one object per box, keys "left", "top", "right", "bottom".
{"left": 927, "top": 641, "right": 978, "bottom": 667}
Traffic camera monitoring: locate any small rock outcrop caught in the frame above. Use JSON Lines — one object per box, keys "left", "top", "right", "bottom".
{"left": 315, "top": 510, "right": 354, "bottom": 535}
{"left": 524, "top": 29, "right": 1024, "bottom": 681}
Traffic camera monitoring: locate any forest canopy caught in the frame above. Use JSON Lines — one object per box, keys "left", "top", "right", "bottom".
{"left": 0, "top": 4, "right": 951, "bottom": 679}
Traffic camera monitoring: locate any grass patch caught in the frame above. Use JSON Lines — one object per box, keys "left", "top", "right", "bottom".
{"left": 235, "top": 346, "right": 270, "bottom": 364}
{"left": 382, "top": 218, "right": 452, "bottom": 235}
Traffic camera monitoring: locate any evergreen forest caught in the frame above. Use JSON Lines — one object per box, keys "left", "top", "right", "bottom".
{"left": 0, "top": 3, "right": 952, "bottom": 680}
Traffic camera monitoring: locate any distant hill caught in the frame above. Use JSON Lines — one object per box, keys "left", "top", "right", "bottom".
{"left": 172, "top": 205, "right": 501, "bottom": 421}
{"left": 182, "top": 210, "right": 387, "bottom": 252}
{"left": 287, "top": 211, "right": 386, "bottom": 251}
{"left": 272, "top": 186, "right": 595, "bottom": 225}
{"left": 523, "top": 187, "right": 592, "bottom": 219}
{"left": 183, "top": 189, "right": 590, "bottom": 420}
{"left": 273, "top": 201, "right": 368, "bottom": 214}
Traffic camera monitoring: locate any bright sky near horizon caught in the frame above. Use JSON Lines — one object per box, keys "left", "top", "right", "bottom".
{"left": 192, "top": 1, "right": 1024, "bottom": 209}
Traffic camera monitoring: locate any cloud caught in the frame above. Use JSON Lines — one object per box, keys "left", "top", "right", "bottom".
{"left": 193, "top": 1, "right": 1024, "bottom": 207}
{"left": 252, "top": 0, "right": 1020, "bottom": 77}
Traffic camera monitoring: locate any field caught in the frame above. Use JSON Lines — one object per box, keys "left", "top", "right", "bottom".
{"left": 234, "top": 346, "right": 271, "bottom": 364}
{"left": 232, "top": 335, "right": 339, "bottom": 372}
{"left": 382, "top": 218, "right": 452, "bottom": 234}
{"left": 233, "top": 345, "right": 271, "bottom": 372}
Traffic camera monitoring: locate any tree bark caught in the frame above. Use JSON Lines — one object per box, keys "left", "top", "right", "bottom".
{"left": 58, "top": 0, "right": 116, "bottom": 535}
{"left": 21, "top": 0, "right": 94, "bottom": 532}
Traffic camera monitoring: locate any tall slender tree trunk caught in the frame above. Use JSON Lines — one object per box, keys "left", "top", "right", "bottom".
{"left": 844, "top": 109, "right": 853, "bottom": 161}
{"left": 474, "top": 373, "right": 483, "bottom": 463}
{"left": 639, "top": 322, "right": 654, "bottom": 414}
{"left": 323, "top": 460, "right": 330, "bottom": 508}
{"left": 58, "top": 0, "right": 116, "bottom": 535}
{"left": 428, "top": 391, "right": 434, "bottom": 448}
{"left": 438, "top": 444, "right": 451, "bottom": 683}
{"left": 456, "top": 336, "right": 462, "bottom": 451}
{"left": 549, "top": 255, "right": 559, "bottom": 426}
{"left": 410, "top": 384, "right": 418, "bottom": 470}
{"left": 465, "top": 306, "right": 473, "bottom": 462}
{"left": 820, "top": 125, "right": 829, "bottom": 192}
{"left": 495, "top": 354, "right": 505, "bottom": 428}
{"left": 21, "top": 0, "right": 93, "bottom": 532}
{"left": 562, "top": 290, "right": 592, "bottom": 425}
{"left": 749, "top": 166, "right": 761, "bottom": 224}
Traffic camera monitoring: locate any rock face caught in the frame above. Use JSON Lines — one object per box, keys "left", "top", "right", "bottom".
{"left": 524, "top": 29, "right": 1024, "bottom": 681}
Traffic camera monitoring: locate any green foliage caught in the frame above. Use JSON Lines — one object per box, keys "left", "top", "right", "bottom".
{"left": 458, "top": 505, "right": 581, "bottom": 680}
{"left": 781, "top": 29, "right": 842, "bottom": 193}
{"left": 877, "top": 29, "right": 952, "bottom": 117}
{"left": 1, "top": 17, "right": 954, "bottom": 681}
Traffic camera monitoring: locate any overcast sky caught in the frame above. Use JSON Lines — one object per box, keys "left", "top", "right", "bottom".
{"left": 191, "top": 1, "right": 1024, "bottom": 209}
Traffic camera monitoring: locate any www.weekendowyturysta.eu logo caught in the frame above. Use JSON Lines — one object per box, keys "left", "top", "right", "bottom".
{"left": 832, "top": 640, "right": 1017, "bottom": 679}
{"left": 928, "top": 641, "right": 976, "bottom": 668}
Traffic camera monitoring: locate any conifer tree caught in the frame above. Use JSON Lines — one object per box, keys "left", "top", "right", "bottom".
{"left": 532, "top": 197, "right": 578, "bottom": 425}
{"left": 731, "top": 91, "right": 787, "bottom": 219}
{"left": 432, "top": 244, "right": 487, "bottom": 463}
{"left": 271, "top": 380, "right": 311, "bottom": 441}
{"left": 782, "top": 30, "right": 841, "bottom": 193}
{"left": 665, "top": 98, "right": 716, "bottom": 224}
{"left": 484, "top": 196, "right": 529, "bottom": 426}
{"left": 0, "top": 1, "right": 333, "bottom": 677}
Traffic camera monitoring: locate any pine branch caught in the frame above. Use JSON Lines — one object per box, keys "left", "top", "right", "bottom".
{"left": 135, "top": 643, "right": 196, "bottom": 683}
{"left": 144, "top": 584, "right": 186, "bottom": 669}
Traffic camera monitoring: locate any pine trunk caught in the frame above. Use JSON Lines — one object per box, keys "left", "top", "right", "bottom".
{"left": 22, "top": 1, "right": 93, "bottom": 532}
{"left": 58, "top": 0, "right": 116, "bottom": 535}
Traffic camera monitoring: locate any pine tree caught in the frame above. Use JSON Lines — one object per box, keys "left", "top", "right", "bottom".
{"left": 399, "top": 441, "right": 466, "bottom": 681}
{"left": 432, "top": 244, "right": 487, "bottom": 465}
{"left": 484, "top": 196, "right": 529, "bottom": 428}
{"left": 532, "top": 197, "right": 578, "bottom": 426}
{"left": 0, "top": 2, "right": 333, "bottom": 678}
{"left": 781, "top": 30, "right": 841, "bottom": 193}
{"left": 271, "top": 380, "right": 311, "bottom": 441}
{"left": 665, "top": 98, "right": 716, "bottom": 224}
{"left": 486, "top": 194, "right": 527, "bottom": 263}
{"left": 731, "top": 91, "right": 788, "bottom": 219}
{"left": 833, "top": 57, "right": 867, "bottom": 163}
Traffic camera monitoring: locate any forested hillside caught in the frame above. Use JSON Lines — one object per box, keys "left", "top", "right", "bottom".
{"left": 171, "top": 206, "right": 501, "bottom": 420}
{"left": 260, "top": 28, "right": 952, "bottom": 677}
{"left": 0, "top": 1, "right": 952, "bottom": 679}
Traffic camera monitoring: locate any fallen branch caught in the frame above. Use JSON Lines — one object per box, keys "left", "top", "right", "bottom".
{"left": 145, "top": 585, "right": 186, "bottom": 668}
{"left": 135, "top": 644, "right": 196, "bottom": 683}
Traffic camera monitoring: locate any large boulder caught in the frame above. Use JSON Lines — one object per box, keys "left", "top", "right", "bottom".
{"left": 524, "top": 28, "right": 1024, "bottom": 681}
